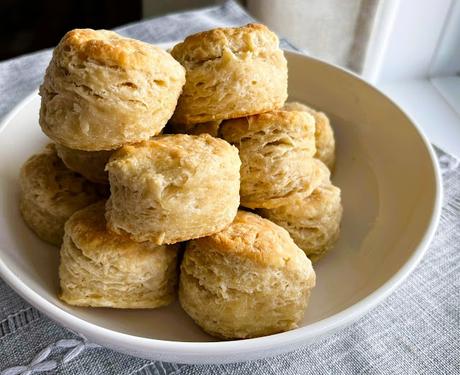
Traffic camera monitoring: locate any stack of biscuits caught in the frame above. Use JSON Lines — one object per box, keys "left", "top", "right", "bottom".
{"left": 19, "top": 24, "right": 342, "bottom": 340}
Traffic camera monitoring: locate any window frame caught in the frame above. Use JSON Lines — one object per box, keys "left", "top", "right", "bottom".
{"left": 361, "top": 0, "right": 460, "bottom": 157}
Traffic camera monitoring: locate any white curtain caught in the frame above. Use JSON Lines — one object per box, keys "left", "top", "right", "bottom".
{"left": 247, "top": 0, "right": 380, "bottom": 73}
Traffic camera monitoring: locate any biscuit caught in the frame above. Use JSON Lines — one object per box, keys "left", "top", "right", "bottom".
{"left": 55, "top": 143, "right": 113, "bottom": 184}
{"left": 106, "top": 134, "right": 241, "bottom": 244}
{"left": 168, "top": 120, "right": 222, "bottom": 137}
{"left": 59, "top": 201, "right": 179, "bottom": 308}
{"left": 220, "top": 110, "right": 328, "bottom": 209}
{"left": 19, "top": 144, "right": 103, "bottom": 246}
{"left": 171, "top": 24, "right": 287, "bottom": 125}
{"left": 258, "top": 182, "right": 342, "bottom": 262}
{"left": 179, "top": 210, "right": 316, "bottom": 339}
{"left": 39, "top": 29, "right": 185, "bottom": 151}
{"left": 283, "top": 102, "right": 336, "bottom": 169}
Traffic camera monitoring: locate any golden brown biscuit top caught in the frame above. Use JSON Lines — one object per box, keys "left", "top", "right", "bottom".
{"left": 283, "top": 101, "right": 329, "bottom": 121}
{"left": 283, "top": 102, "right": 330, "bottom": 133}
{"left": 262, "top": 183, "right": 341, "bottom": 218}
{"left": 20, "top": 144, "right": 102, "bottom": 206}
{"left": 55, "top": 28, "right": 182, "bottom": 72}
{"left": 107, "top": 134, "right": 239, "bottom": 177}
{"left": 66, "top": 202, "right": 175, "bottom": 272}
{"left": 283, "top": 101, "right": 312, "bottom": 113}
{"left": 283, "top": 101, "right": 330, "bottom": 127}
{"left": 220, "top": 110, "right": 315, "bottom": 143}
{"left": 193, "top": 211, "right": 310, "bottom": 269}
{"left": 171, "top": 23, "right": 279, "bottom": 63}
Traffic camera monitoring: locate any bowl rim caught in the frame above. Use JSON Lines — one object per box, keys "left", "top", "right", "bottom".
{"left": 0, "top": 49, "right": 443, "bottom": 359}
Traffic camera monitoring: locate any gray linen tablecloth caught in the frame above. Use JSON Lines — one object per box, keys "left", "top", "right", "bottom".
{"left": 0, "top": 2, "right": 459, "bottom": 374}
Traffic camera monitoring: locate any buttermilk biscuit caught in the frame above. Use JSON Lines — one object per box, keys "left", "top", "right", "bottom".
{"left": 220, "top": 110, "right": 328, "bottom": 209}
{"left": 180, "top": 211, "right": 316, "bottom": 339}
{"left": 39, "top": 29, "right": 185, "bottom": 151}
{"left": 106, "top": 134, "right": 241, "bottom": 244}
{"left": 168, "top": 120, "right": 222, "bottom": 137}
{"left": 59, "top": 202, "right": 179, "bottom": 308}
{"left": 170, "top": 24, "right": 288, "bottom": 125}
{"left": 55, "top": 144, "right": 113, "bottom": 184}
{"left": 19, "top": 144, "right": 103, "bottom": 246}
{"left": 258, "top": 182, "right": 342, "bottom": 262}
{"left": 283, "top": 102, "right": 336, "bottom": 169}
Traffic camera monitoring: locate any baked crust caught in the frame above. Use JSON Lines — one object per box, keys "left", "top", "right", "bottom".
{"left": 105, "top": 134, "right": 241, "bottom": 244}
{"left": 170, "top": 24, "right": 287, "bottom": 125}
{"left": 39, "top": 28, "right": 185, "bottom": 150}
{"left": 283, "top": 102, "right": 336, "bottom": 170}
{"left": 220, "top": 110, "right": 328, "bottom": 209}
{"left": 179, "top": 211, "right": 316, "bottom": 339}
{"left": 259, "top": 182, "right": 343, "bottom": 262}
{"left": 55, "top": 143, "right": 113, "bottom": 184}
{"left": 171, "top": 23, "right": 279, "bottom": 62}
{"left": 19, "top": 144, "right": 103, "bottom": 246}
{"left": 59, "top": 201, "right": 179, "bottom": 308}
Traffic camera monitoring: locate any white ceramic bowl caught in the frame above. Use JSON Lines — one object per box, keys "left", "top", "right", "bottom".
{"left": 0, "top": 50, "right": 441, "bottom": 364}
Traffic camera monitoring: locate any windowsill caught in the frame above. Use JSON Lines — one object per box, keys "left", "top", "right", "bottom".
{"left": 378, "top": 76, "right": 460, "bottom": 158}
